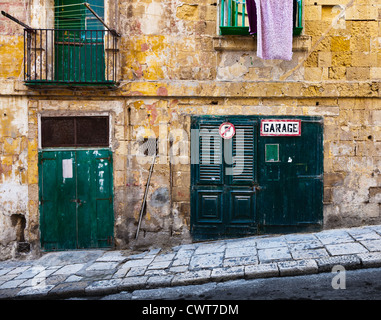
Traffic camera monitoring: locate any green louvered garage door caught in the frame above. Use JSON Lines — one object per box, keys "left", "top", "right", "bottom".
{"left": 191, "top": 115, "right": 323, "bottom": 240}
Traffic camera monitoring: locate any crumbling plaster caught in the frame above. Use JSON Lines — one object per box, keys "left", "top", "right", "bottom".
{"left": 0, "top": 0, "right": 381, "bottom": 259}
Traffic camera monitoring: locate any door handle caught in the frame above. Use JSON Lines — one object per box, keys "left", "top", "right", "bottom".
{"left": 254, "top": 186, "right": 265, "bottom": 192}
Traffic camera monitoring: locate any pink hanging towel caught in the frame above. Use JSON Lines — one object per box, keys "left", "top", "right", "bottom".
{"left": 254, "top": 0, "right": 294, "bottom": 61}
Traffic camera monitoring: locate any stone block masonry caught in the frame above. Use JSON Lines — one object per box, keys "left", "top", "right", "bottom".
{"left": 0, "top": 0, "right": 381, "bottom": 257}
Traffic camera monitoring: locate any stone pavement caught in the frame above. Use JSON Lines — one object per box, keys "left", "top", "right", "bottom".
{"left": 2, "top": 225, "right": 381, "bottom": 299}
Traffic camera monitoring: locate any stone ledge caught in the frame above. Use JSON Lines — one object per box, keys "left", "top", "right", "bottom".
{"left": 278, "top": 259, "right": 318, "bottom": 276}
{"left": 315, "top": 255, "right": 361, "bottom": 272}
{"left": 1, "top": 79, "right": 380, "bottom": 99}
{"left": 244, "top": 263, "right": 279, "bottom": 279}
{"left": 357, "top": 252, "right": 381, "bottom": 268}
{"left": 213, "top": 35, "right": 312, "bottom": 52}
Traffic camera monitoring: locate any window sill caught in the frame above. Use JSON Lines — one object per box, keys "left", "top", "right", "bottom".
{"left": 220, "top": 26, "right": 303, "bottom": 36}
{"left": 220, "top": 26, "right": 250, "bottom": 36}
{"left": 213, "top": 34, "right": 311, "bottom": 52}
{"left": 25, "top": 80, "right": 119, "bottom": 89}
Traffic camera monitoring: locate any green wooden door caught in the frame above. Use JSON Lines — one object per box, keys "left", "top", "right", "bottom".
{"left": 54, "top": 0, "right": 105, "bottom": 83}
{"left": 39, "top": 149, "right": 113, "bottom": 250}
{"left": 258, "top": 118, "right": 324, "bottom": 233}
{"left": 191, "top": 117, "right": 258, "bottom": 240}
{"left": 191, "top": 116, "right": 323, "bottom": 240}
{"left": 39, "top": 151, "right": 77, "bottom": 250}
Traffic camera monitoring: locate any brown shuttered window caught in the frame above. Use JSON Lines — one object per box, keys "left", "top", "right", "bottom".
{"left": 41, "top": 116, "right": 109, "bottom": 148}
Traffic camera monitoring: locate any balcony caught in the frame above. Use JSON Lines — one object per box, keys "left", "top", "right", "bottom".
{"left": 220, "top": 0, "right": 303, "bottom": 36}
{"left": 24, "top": 29, "right": 119, "bottom": 88}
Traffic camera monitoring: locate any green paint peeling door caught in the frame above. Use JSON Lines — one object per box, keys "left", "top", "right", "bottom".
{"left": 39, "top": 149, "right": 113, "bottom": 251}
{"left": 191, "top": 116, "right": 323, "bottom": 240}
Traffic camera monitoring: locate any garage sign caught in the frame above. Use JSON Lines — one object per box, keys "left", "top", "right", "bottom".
{"left": 260, "top": 119, "right": 301, "bottom": 137}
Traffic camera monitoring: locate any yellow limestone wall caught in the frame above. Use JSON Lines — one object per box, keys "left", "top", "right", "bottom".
{"left": 0, "top": 0, "right": 381, "bottom": 258}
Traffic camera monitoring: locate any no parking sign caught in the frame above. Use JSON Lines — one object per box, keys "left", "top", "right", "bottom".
{"left": 219, "top": 122, "right": 236, "bottom": 139}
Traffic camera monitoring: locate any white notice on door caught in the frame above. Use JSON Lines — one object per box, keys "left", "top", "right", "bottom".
{"left": 62, "top": 159, "right": 73, "bottom": 178}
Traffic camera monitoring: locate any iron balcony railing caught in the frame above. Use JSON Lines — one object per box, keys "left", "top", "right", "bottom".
{"left": 220, "top": 0, "right": 303, "bottom": 35}
{"left": 24, "top": 29, "right": 119, "bottom": 87}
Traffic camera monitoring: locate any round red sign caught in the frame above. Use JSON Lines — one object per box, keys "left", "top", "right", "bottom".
{"left": 219, "top": 122, "right": 236, "bottom": 139}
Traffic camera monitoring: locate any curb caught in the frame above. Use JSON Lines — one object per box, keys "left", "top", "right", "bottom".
{"left": 5, "top": 252, "right": 381, "bottom": 300}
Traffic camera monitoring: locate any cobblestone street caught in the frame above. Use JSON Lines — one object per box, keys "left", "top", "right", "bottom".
{"left": 1, "top": 225, "right": 381, "bottom": 299}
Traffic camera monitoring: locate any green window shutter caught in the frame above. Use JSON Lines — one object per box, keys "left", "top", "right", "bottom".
{"left": 198, "top": 123, "right": 223, "bottom": 184}
{"left": 54, "top": 0, "right": 106, "bottom": 83}
{"left": 195, "top": 121, "right": 257, "bottom": 185}
{"left": 220, "top": 0, "right": 303, "bottom": 36}
{"left": 55, "top": 0, "right": 105, "bottom": 36}
{"left": 231, "top": 123, "right": 256, "bottom": 184}
{"left": 55, "top": 0, "right": 104, "bottom": 30}
{"left": 55, "top": 0, "right": 85, "bottom": 31}
{"left": 84, "top": 0, "right": 105, "bottom": 33}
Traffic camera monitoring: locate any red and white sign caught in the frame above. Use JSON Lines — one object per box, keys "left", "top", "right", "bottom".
{"left": 260, "top": 119, "right": 301, "bottom": 136}
{"left": 219, "top": 122, "right": 236, "bottom": 139}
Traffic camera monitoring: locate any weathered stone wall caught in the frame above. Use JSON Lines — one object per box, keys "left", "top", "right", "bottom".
{"left": 0, "top": 0, "right": 381, "bottom": 258}
{"left": 126, "top": 98, "right": 191, "bottom": 250}
{"left": 127, "top": 95, "right": 381, "bottom": 242}
{"left": 0, "top": 96, "right": 29, "bottom": 260}
{"left": 324, "top": 97, "right": 381, "bottom": 228}
{"left": 120, "top": 0, "right": 381, "bottom": 82}
{"left": 120, "top": 0, "right": 381, "bottom": 238}
{"left": 304, "top": 0, "right": 380, "bottom": 82}
{"left": 0, "top": 1, "right": 30, "bottom": 256}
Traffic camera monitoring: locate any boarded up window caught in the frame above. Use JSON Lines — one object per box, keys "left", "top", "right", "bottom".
{"left": 41, "top": 116, "right": 109, "bottom": 148}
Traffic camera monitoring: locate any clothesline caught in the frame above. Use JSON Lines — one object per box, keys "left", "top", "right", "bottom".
{"left": 53, "top": 24, "right": 105, "bottom": 28}
{"left": 56, "top": 11, "right": 163, "bottom": 20}
{"left": 51, "top": 4, "right": 104, "bottom": 23}
{"left": 54, "top": 19, "right": 105, "bottom": 24}
{"left": 56, "top": 13, "right": 98, "bottom": 18}
{"left": 54, "top": 22, "right": 105, "bottom": 25}
{"left": 47, "top": 3, "right": 104, "bottom": 9}
{"left": 54, "top": 8, "right": 88, "bottom": 14}
{"left": 56, "top": 14, "right": 104, "bottom": 19}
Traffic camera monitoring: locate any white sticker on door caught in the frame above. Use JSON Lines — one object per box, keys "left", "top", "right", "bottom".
{"left": 62, "top": 159, "right": 73, "bottom": 178}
